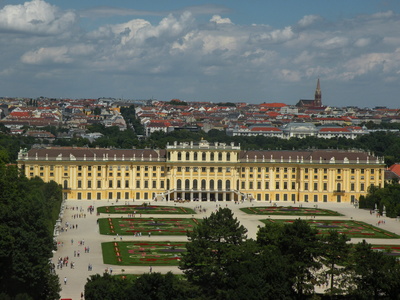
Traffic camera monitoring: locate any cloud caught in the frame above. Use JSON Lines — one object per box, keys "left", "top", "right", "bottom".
{"left": 210, "top": 15, "right": 232, "bottom": 24}
{"left": 0, "top": 0, "right": 400, "bottom": 107}
{"left": 0, "top": 0, "right": 76, "bottom": 35}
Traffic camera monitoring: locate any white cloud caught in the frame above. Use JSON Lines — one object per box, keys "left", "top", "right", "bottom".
{"left": 297, "top": 15, "right": 322, "bottom": 27}
{"left": 0, "top": 0, "right": 400, "bottom": 107}
{"left": 210, "top": 15, "right": 232, "bottom": 24}
{"left": 0, "top": 0, "right": 76, "bottom": 35}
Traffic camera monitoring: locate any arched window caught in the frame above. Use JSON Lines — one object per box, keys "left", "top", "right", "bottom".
{"left": 210, "top": 153, "right": 214, "bottom": 161}
{"left": 177, "top": 152, "right": 182, "bottom": 161}
{"left": 218, "top": 152, "right": 222, "bottom": 161}
{"left": 210, "top": 180, "right": 214, "bottom": 190}
{"left": 227, "top": 153, "right": 231, "bottom": 161}
{"left": 218, "top": 180, "right": 223, "bottom": 190}
{"left": 185, "top": 179, "right": 190, "bottom": 190}
{"left": 193, "top": 179, "right": 198, "bottom": 189}
{"left": 194, "top": 152, "right": 198, "bottom": 161}
{"left": 226, "top": 180, "right": 231, "bottom": 190}
{"left": 168, "top": 152, "right": 171, "bottom": 160}
{"left": 186, "top": 152, "right": 190, "bottom": 160}
{"left": 202, "top": 152, "right": 206, "bottom": 161}
{"left": 177, "top": 179, "right": 182, "bottom": 190}
{"left": 64, "top": 180, "right": 68, "bottom": 189}
{"left": 201, "top": 179, "right": 206, "bottom": 190}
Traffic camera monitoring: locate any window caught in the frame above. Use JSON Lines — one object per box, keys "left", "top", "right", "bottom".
{"left": 265, "top": 182, "right": 269, "bottom": 189}
{"left": 117, "top": 180, "right": 121, "bottom": 188}
{"left": 125, "top": 192, "right": 129, "bottom": 199}
{"left": 186, "top": 152, "right": 190, "bottom": 160}
{"left": 304, "top": 183, "right": 308, "bottom": 190}
{"left": 210, "top": 167, "right": 214, "bottom": 173}
{"left": 97, "top": 181, "right": 101, "bottom": 188}
{"left": 314, "top": 183, "right": 318, "bottom": 190}
{"left": 193, "top": 180, "right": 198, "bottom": 189}
{"left": 185, "top": 179, "right": 190, "bottom": 189}
{"left": 177, "top": 167, "right": 182, "bottom": 172}
{"left": 202, "top": 167, "right": 206, "bottom": 172}
{"left": 275, "top": 194, "right": 280, "bottom": 201}
{"left": 371, "top": 169, "right": 375, "bottom": 174}
{"left": 194, "top": 152, "right": 198, "bottom": 160}
{"left": 226, "top": 180, "right": 230, "bottom": 190}
{"left": 337, "top": 183, "right": 341, "bottom": 191}
{"left": 360, "top": 183, "right": 365, "bottom": 191}
{"left": 323, "top": 195, "right": 327, "bottom": 202}
{"left": 210, "top": 180, "right": 214, "bottom": 190}
{"left": 218, "top": 180, "right": 223, "bottom": 190}
{"left": 64, "top": 166, "right": 68, "bottom": 171}
{"left": 78, "top": 166, "right": 82, "bottom": 171}
{"left": 178, "top": 152, "right": 182, "bottom": 160}
{"left": 144, "top": 181, "right": 148, "bottom": 188}
{"left": 109, "top": 180, "right": 113, "bottom": 188}
{"left": 218, "top": 167, "right": 222, "bottom": 173}
{"left": 201, "top": 180, "right": 206, "bottom": 190}
{"left": 125, "top": 180, "right": 129, "bottom": 188}
{"left": 265, "top": 194, "right": 269, "bottom": 201}
{"left": 304, "top": 195, "right": 309, "bottom": 202}
{"left": 78, "top": 180, "right": 82, "bottom": 188}
{"left": 323, "top": 183, "right": 327, "bottom": 191}
{"left": 314, "top": 195, "right": 318, "bottom": 202}
{"left": 227, "top": 153, "right": 231, "bottom": 161}
{"left": 218, "top": 153, "right": 222, "bottom": 161}
{"left": 185, "top": 167, "right": 190, "bottom": 172}
{"left": 98, "top": 166, "right": 101, "bottom": 171}
{"left": 97, "top": 193, "right": 101, "bottom": 200}
{"left": 87, "top": 180, "right": 92, "bottom": 188}
{"left": 77, "top": 192, "right": 82, "bottom": 200}
{"left": 284, "top": 194, "right": 288, "bottom": 201}
{"left": 304, "top": 168, "right": 308, "bottom": 173}
{"left": 109, "top": 192, "right": 113, "bottom": 199}
{"left": 177, "top": 180, "right": 182, "bottom": 190}
{"left": 210, "top": 153, "right": 214, "bottom": 161}
{"left": 275, "top": 182, "right": 280, "bottom": 189}
{"left": 241, "top": 182, "right": 245, "bottom": 189}
{"left": 87, "top": 193, "right": 91, "bottom": 200}
{"left": 257, "top": 182, "right": 261, "bottom": 189}
{"left": 161, "top": 181, "right": 165, "bottom": 188}
{"left": 249, "top": 182, "right": 253, "bottom": 189}
{"left": 202, "top": 153, "right": 206, "bottom": 161}
{"left": 136, "top": 181, "right": 140, "bottom": 188}
{"left": 135, "top": 192, "right": 140, "bottom": 200}
{"left": 117, "top": 192, "right": 120, "bottom": 200}
{"left": 351, "top": 183, "right": 355, "bottom": 191}
{"left": 283, "top": 182, "right": 288, "bottom": 189}
{"left": 50, "top": 172, "right": 54, "bottom": 177}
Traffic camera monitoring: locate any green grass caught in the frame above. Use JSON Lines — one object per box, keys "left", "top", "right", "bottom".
{"left": 98, "top": 217, "right": 200, "bottom": 236}
{"left": 102, "top": 241, "right": 187, "bottom": 266}
{"left": 241, "top": 206, "right": 342, "bottom": 216}
{"left": 97, "top": 205, "right": 196, "bottom": 214}
{"left": 261, "top": 219, "right": 400, "bottom": 239}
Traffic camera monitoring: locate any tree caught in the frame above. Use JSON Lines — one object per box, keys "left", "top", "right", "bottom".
{"left": 257, "top": 219, "right": 322, "bottom": 299}
{"left": 318, "top": 230, "right": 351, "bottom": 297}
{"left": 179, "top": 208, "right": 247, "bottom": 298}
{"left": 348, "top": 240, "right": 400, "bottom": 299}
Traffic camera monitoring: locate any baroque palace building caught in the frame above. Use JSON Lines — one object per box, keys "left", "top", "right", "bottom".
{"left": 17, "top": 140, "right": 385, "bottom": 203}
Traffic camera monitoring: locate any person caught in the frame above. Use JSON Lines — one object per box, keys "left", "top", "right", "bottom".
{"left": 64, "top": 277, "right": 67, "bottom": 285}
{"left": 149, "top": 266, "right": 152, "bottom": 273}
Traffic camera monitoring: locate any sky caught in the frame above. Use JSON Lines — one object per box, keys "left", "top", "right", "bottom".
{"left": 1, "top": 0, "right": 400, "bottom": 108}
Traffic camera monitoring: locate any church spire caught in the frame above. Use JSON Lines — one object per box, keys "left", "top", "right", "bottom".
{"left": 314, "top": 78, "right": 322, "bottom": 107}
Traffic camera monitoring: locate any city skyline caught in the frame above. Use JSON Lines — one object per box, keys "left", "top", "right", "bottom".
{"left": 1, "top": 0, "right": 400, "bottom": 108}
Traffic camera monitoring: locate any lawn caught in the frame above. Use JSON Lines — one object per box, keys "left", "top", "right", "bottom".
{"left": 241, "top": 206, "right": 342, "bottom": 216}
{"left": 99, "top": 217, "right": 200, "bottom": 236}
{"left": 371, "top": 245, "right": 400, "bottom": 257}
{"left": 102, "top": 241, "right": 186, "bottom": 266}
{"left": 261, "top": 219, "right": 400, "bottom": 239}
{"left": 97, "top": 205, "right": 196, "bottom": 214}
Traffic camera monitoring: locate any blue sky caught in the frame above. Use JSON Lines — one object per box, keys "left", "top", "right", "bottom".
{"left": 1, "top": 0, "right": 400, "bottom": 108}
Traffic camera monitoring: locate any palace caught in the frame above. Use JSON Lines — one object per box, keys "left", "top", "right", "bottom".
{"left": 17, "top": 140, "right": 385, "bottom": 203}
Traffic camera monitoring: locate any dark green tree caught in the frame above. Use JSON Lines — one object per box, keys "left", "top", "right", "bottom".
{"left": 179, "top": 208, "right": 247, "bottom": 298}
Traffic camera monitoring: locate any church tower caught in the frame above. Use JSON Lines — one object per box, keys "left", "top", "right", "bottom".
{"left": 314, "top": 78, "right": 322, "bottom": 107}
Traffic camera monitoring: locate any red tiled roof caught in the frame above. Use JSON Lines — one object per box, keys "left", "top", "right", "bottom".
{"left": 250, "top": 127, "right": 281, "bottom": 132}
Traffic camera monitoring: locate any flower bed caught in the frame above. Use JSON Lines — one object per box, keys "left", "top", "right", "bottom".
{"left": 99, "top": 217, "right": 200, "bottom": 236}
{"left": 241, "top": 206, "right": 342, "bottom": 216}
{"left": 261, "top": 219, "right": 400, "bottom": 239}
{"left": 97, "top": 205, "right": 196, "bottom": 215}
{"left": 102, "top": 241, "right": 187, "bottom": 266}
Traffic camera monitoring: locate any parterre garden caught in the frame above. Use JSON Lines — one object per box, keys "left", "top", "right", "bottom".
{"left": 102, "top": 241, "right": 186, "bottom": 266}
{"left": 97, "top": 205, "right": 195, "bottom": 214}
{"left": 261, "top": 219, "right": 400, "bottom": 239}
{"left": 241, "top": 206, "right": 342, "bottom": 216}
{"left": 370, "top": 245, "right": 400, "bottom": 257}
{"left": 99, "top": 217, "right": 200, "bottom": 236}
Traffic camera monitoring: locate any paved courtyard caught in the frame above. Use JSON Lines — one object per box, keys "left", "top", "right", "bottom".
{"left": 54, "top": 200, "right": 400, "bottom": 300}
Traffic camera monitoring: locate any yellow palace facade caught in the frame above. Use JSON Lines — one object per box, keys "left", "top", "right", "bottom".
{"left": 17, "top": 140, "right": 385, "bottom": 203}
